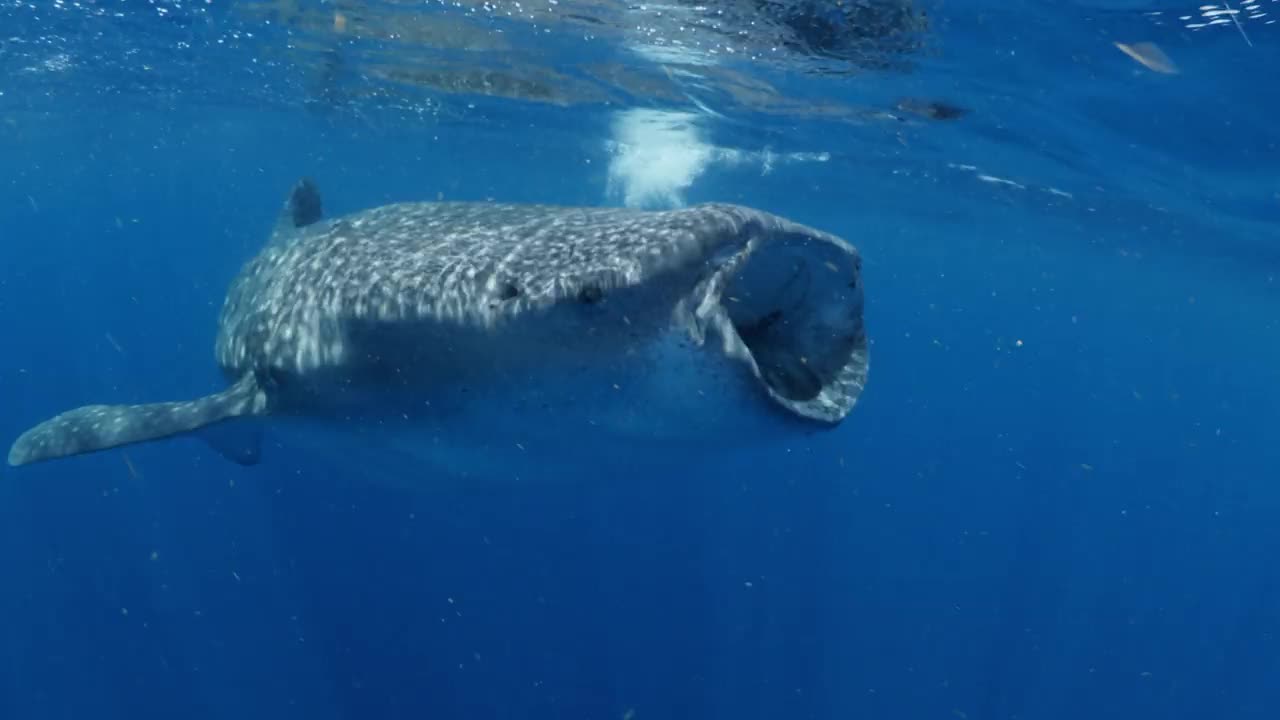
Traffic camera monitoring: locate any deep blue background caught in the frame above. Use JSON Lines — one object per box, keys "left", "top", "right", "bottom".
{"left": 2, "top": 1, "right": 1280, "bottom": 718}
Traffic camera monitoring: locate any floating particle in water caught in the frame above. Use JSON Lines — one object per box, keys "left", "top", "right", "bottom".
{"left": 121, "top": 452, "right": 140, "bottom": 480}
{"left": 1114, "top": 41, "right": 1179, "bottom": 74}
{"left": 977, "top": 174, "right": 1026, "bottom": 190}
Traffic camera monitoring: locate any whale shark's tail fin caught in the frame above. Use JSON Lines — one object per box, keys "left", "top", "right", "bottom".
{"left": 7, "top": 373, "right": 269, "bottom": 468}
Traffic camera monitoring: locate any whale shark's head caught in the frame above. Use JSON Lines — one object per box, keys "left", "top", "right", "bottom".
{"left": 285, "top": 226, "right": 868, "bottom": 475}
{"left": 296, "top": 216, "right": 870, "bottom": 454}
{"left": 561, "top": 224, "right": 869, "bottom": 449}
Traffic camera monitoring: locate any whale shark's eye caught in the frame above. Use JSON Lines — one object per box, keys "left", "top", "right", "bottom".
{"left": 578, "top": 284, "right": 603, "bottom": 304}
{"left": 497, "top": 282, "right": 520, "bottom": 301}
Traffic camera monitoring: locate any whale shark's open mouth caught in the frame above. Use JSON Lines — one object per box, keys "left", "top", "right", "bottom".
{"left": 709, "top": 230, "right": 869, "bottom": 424}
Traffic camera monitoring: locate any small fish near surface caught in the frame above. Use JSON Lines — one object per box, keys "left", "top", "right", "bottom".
{"left": 8, "top": 179, "right": 870, "bottom": 470}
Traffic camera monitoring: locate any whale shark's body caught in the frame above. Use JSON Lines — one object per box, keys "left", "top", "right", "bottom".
{"left": 8, "top": 180, "right": 869, "bottom": 469}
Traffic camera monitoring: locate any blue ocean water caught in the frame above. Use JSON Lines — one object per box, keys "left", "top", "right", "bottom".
{"left": 1, "top": 0, "right": 1278, "bottom": 718}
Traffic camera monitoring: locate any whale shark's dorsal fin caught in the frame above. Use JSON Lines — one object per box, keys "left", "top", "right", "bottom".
{"left": 288, "top": 177, "right": 323, "bottom": 228}
{"left": 272, "top": 177, "right": 323, "bottom": 237}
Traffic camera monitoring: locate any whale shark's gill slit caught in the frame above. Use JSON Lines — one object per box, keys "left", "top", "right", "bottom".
{"left": 722, "top": 233, "right": 867, "bottom": 408}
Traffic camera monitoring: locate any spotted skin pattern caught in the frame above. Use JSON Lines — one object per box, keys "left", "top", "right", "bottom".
{"left": 218, "top": 202, "right": 770, "bottom": 374}
{"left": 8, "top": 185, "right": 868, "bottom": 467}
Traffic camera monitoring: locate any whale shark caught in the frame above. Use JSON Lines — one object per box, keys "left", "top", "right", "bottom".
{"left": 7, "top": 180, "right": 868, "bottom": 469}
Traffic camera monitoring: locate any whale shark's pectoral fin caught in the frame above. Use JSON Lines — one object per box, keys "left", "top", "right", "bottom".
{"left": 7, "top": 373, "right": 269, "bottom": 467}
